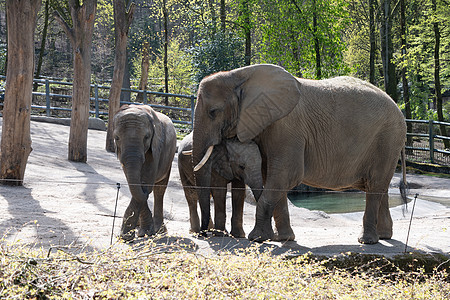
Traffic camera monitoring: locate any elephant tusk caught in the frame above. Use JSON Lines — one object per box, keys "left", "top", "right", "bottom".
{"left": 182, "top": 150, "right": 193, "bottom": 155}
{"left": 194, "top": 145, "right": 214, "bottom": 172}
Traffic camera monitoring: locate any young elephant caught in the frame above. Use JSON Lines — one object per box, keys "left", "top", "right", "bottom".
{"left": 113, "top": 104, "right": 177, "bottom": 241}
{"left": 178, "top": 132, "right": 263, "bottom": 238}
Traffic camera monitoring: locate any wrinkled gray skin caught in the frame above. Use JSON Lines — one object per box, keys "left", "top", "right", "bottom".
{"left": 114, "top": 104, "right": 177, "bottom": 241}
{"left": 178, "top": 132, "right": 263, "bottom": 238}
{"left": 192, "top": 64, "right": 407, "bottom": 244}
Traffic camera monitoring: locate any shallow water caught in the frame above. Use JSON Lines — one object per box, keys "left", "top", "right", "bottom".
{"left": 287, "top": 192, "right": 449, "bottom": 214}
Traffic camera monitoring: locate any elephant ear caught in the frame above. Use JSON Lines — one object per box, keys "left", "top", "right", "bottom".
{"left": 143, "top": 106, "right": 163, "bottom": 159}
{"left": 212, "top": 144, "right": 234, "bottom": 181}
{"left": 235, "top": 64, "right": 300, "bottom": 142}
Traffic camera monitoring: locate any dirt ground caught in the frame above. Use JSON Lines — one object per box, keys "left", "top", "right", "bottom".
{"left": 0, "top": 118, "right": 449, "bottom": 257}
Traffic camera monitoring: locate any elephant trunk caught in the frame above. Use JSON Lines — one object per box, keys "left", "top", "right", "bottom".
{"left": 192, "top": 131, "right": 215, "bottom": 234}
{"left": 121, "top": 151, "right": 148, "bottom": 203}
{"left": 245, "top": 164, "right": 264, "bottom": 201}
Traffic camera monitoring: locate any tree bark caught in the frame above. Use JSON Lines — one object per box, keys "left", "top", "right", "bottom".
{"left": 105, "top": 0, "right": 135, "bottom": 153}
{"left": 135, "top": 41, "right": 150, "bottom": 103}
{"left": 54, "top": 0, "right": 97, "bottom": 162}
{"left": 400, "top": 0, "right": 412, "bottom": 152}
{"left": 220, "top": 0, "right": 225, "bottom": 32}
{"left": 432, "top": 0, "right": 449, "bottom": 148}
{"left": 312, "top": 0, "right": 321, "bottom": 79}
{"left": 162, "top": 0, "right": 169, "bottom": 105}
{"left": 1, "top": 0, "right": 42, "bottom": 186}
{"left": 379, "top": 0, "right": 398, "bottom": 102}
{"left": 369, "top": 0, "right": 376, "bottom": 84}
{"left": 242, "top": 0, "right": 251, "bottom": 65}
{"left": 34, "top": 0, "right": 49, "bottom": 91}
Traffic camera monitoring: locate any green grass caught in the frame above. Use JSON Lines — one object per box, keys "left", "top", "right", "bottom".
{"left": 1, "top": 239, "right": 449, "bottom": 299}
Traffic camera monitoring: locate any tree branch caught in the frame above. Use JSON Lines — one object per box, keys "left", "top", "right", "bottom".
{"left": 53, "top": 10, "right": 75, "bottom": 46}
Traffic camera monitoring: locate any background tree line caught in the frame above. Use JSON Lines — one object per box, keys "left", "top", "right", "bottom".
{"left": 0, "top": 0, "right": 448, "bottom": 122}
{"left": 0, "top": 0, "right": 449, "bottom": 184}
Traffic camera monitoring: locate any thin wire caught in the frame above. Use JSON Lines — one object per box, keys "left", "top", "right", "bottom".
{"left": 110, "top": 183, "right": 121, "bottom": 245}
{"left": 404, "top": 193, "right": 419, "bottom": 253}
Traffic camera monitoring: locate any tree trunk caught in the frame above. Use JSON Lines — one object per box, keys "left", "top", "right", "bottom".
{"left": 312, "top": 0, "right": 321, "bottom": 79}
{"left": 135, "top": 41, "right": 150, "bottom": 103}
{"left": 432, "top": 0, "right": 449, "bottom": 148}
{"left": 1, "top": 0, "right": 42, "bottom": 186}
{"left": 400, "top": 0, "right": 412, "bottom": 152}
{"left": 220, "top": 0, "right": 225, "bottom": 32}
{"left": 369, "top": 0, "right": 376, "bottom": 84}
{"left": 162, "top": 0, "right": 169, "bottom": 106}
{"left": 242, "top": 0, "right": 251, "bottom": 65}
{"left": 34, "top": 0, "right": 49, "bottom": 91}
{"left": 379, "top": 0, "right": 398, "bottom": 102}
{"left": 105, "top": 0, "right": 135, "bottom": 153}
{"left": 54, "top": 0, "right": 97, "bottom": 162}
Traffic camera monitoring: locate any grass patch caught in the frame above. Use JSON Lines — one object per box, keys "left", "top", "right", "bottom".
{"left": 1, "top": 239, "right": 449, "bottom": 299}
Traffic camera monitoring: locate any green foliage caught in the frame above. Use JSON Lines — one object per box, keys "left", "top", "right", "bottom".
{"left": 189, "top": 24, "right": 245, "bottom": 85}
{"left": 256, "top": 0, "right": 350, "bottom": 79}
{"left": 132, "top": 38, "right": 194, "bottom": 96}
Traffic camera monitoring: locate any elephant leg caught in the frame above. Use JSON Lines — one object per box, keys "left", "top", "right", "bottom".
{"left": 377, "top": 192, "right": 393, "bottom": 239}
{"left": 359, "top": 190, "right": 383, "bottom": 244}
{"left": 211, "top": 175, "right": 228, "bottom": 236}
{"left": 120, "top": 197, "right": 143, "bottom": 241}
{"left": 273, "top": 195, "right": 295, "bottom": 241}
{"left": 230, "top": 179, "right": 245, "bottom": 238}
{"left": 137, "top": 200, "right": 155, "bottom": 237}
{"left": 184, "top": 186, "right": 201, "bottom": 233}
{"left": 153, "top": 176, "right": 169, "bottom": 234}
{"left": 248, "top": 188, "right": 283, "bottom": 242}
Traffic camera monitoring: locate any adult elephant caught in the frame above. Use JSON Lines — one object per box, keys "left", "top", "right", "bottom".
{"left": 178, "top": 132, "right": 263, "bottom": 238}
{"left": 192, "top": 64, "right": 407, "bottom": 244}
{"left": 114, "top": 104, "right": 177, "bottom": 241}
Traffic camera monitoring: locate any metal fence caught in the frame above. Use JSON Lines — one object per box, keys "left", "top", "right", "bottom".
{"left": 0, "top": 76, "right": 195, "bottom": 128}
{"left": 405, "top": 119, "right": 450, "bottom": 165}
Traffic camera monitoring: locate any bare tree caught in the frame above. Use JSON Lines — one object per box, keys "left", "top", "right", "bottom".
{"left": 54, "top": 0, "right": 97, "bottom": 162}
{"left": 105, "top": 0, "right": 135, "bottom": 153}
{"left": 135, "top": 41, "right": 150, "bottom": 104}
{"left": 0, "top": 0, "right": 42, "bottom": 186}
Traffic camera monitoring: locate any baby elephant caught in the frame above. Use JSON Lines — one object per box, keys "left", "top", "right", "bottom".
{"left": 178, "top": 132, "right": 263, "bottom": 237}
{"left": 114, "top": 104, "right": 177, "bottom": 241}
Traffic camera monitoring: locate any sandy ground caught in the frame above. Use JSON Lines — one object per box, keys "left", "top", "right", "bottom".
{"left": 0, "top": 118, "right": 449, "bottom": 257}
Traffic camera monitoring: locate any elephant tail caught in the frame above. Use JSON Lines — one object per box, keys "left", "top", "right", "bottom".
{"left": 399, "top": 147, "right": 409, "bottom": 207}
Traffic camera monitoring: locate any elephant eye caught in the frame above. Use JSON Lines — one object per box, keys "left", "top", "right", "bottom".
{"left": 209, "top": 108, "right": 222, "bottom": 120}
{"left": 208, "top": 108, "right": 217, "bottom": 119}
{"left": 144, "top": 134, "right": 150, "bottom": 141}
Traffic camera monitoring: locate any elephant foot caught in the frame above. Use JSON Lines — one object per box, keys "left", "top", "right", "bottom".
{"left": 377, "top": 231, "right": 392, "bottom": 240}
{"left": 248, "top": 226, "right": 274, "bottom": 242}
{"left": 120, "top": 230, "right": 136, "bottom": 242}
{"left": 273, "top": 231, "right": 295, "bottom": 242}
{"left": 137, "top": 226, "right": 156, "bottom": 238}
{"left": 230, "top": 228, "right": 245, "bottom": 239}
{"left": 156, "top": 223, "right": 168, "bottom": 235}
{"left": 358, "top": 231, "right": 379, "bottom": 244}
{"left": 212, "top": 229, "right": 229, "bottom": 237}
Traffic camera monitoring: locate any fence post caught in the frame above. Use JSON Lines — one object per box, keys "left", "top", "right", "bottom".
{"left": 45, "top": 79, "right": 50, "bottom": 117}
{"left": 143, "top": 90, "right": 148, "bottom": 105}
{"left": 94, "top": 84, "right": 99, "bottom": 118}
{"left": 190, "top": 95, "right": 195, "bottom": 128}
{"left": 429, "top": 119, "right": 434, "bottom": 163}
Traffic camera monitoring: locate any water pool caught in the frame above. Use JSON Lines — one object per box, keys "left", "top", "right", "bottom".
{"left": 288, "top": 192, "right": 411, "bottom": 214}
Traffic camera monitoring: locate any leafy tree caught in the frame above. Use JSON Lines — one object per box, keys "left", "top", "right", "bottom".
{"left": 189, "top": 24, "right": 244, "bottom": 84}
{"left": 256, "top": 0, "right": 350, "bottom": 79}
